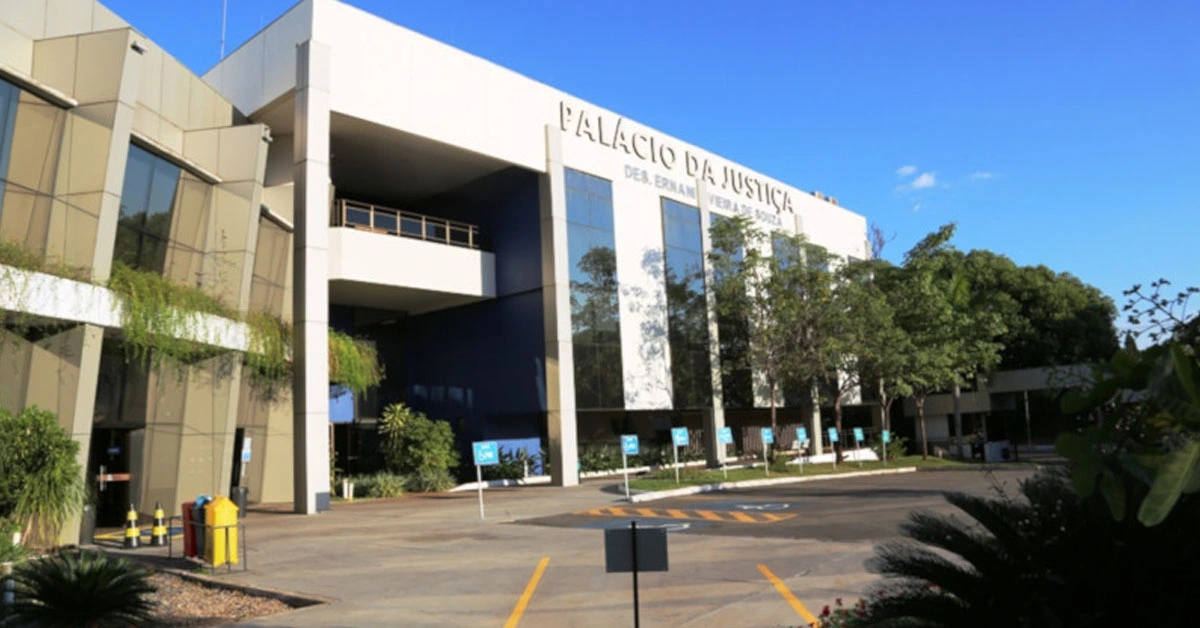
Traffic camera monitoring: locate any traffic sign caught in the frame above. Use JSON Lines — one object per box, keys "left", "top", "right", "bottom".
{"left": 621, "top": 435, "right": 640, "bottom": 456}
{"left": 473, "top": 441, "right": 499, "bottom": 466}
{"left": 853, "top": 427, "right": 865, "bottom": 442}
{"left": 760, "top": 427, "right": 774, "bottom": 444}
{"left": 717, "top": 427, "right": 734, "bottom": 445}
{"left": 671, "top": 427, "right": 689, "bottom": 447}
{"left": 796, "top": 427, "right": 808, "bottom": 443}
{"left": 827, "top": 428, "right": 839, "bottom": 443}
{"left": 882, "top": 430, "right": 892, "bottom": 443}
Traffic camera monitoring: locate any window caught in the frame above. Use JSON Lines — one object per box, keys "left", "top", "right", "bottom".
{"left": 711, "top": 214, "right": 752, "bottom": 408}
{"left": 661, "top": 198, "right": 712, "bottom": 409}
{"left": 248, "top": 213, "right": 291, "bottom": 317}
{"left": 0, "top": 78, "right": 18, "bottom": 211}
{"left": 115, "top": 144, "right": 182, "bottom": 272}
{"left": 565, "top": 168, "right": 624, "bottom": 409}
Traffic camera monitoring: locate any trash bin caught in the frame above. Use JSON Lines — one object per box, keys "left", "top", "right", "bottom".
{"left": 181, "top": 501, "right": 197, "bottom": 558}
{"left": 231, "top": 487, "right": 248, "bottom": 519}
{"left": 191, "top": 497, "right": 210, "bottom": 559}
{"left": 204, "top": 496, "right": 239, "bottom": 567}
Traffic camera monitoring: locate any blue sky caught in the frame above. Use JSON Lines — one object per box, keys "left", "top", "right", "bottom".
{"left": 107, "top": 0, "right": 1198, "bottom": 311}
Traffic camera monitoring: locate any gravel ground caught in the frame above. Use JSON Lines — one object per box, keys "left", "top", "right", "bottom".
{"left": 148, "top": 572, "right": 294, "bottom": 626}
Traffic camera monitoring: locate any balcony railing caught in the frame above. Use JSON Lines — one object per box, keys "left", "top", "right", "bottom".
{"left": 331, "top": 198, "right": 481, "bottom": 249}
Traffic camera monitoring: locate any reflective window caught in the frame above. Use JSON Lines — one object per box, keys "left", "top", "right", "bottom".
{"left": 565, "top": 168, "right": 624, "bottom": 409}
{"left": 0, "top": 78, "right": 17, "bottom": 210}
{"left": 115, "top": 144, "right": 182, "bottom": 271}
{"left": 662, "top": 199, "right": 712, "bottom": 409}
{"left": 710, "top": 214, "right": 752, "bottom": 408}
{"left": 248, "top": 213, "right": 291, "bottom": 317}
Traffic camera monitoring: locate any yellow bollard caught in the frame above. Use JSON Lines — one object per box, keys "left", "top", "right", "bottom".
{"left": 150, "top": 502, "right": 168, "bottom": 547}
{"left": 204, "top": 496, "right": 239, "bottom": 566}
{"left": 123, "top": 504, "right": 140, "bottom": 549}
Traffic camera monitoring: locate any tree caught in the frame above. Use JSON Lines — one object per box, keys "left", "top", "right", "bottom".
{"left": 0, "top": 406, "right": 84, "bottom": 546}
{"left": 943, "top": 253, "right": 1006, "bottom": 444}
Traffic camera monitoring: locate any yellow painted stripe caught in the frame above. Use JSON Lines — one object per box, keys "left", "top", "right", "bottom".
{"left": 636, "top": 508, "right": 659, "bottom": 517}
{"left": 504, "top": 556, "right": 550, "bottom": 628}
{"left": 757, "top": 564, "right": 819, "bottom": 627}
{"left": 696, "top": 510, "right": 726, "bottom": 522}
{"left": 731, "top": 512, "right": 758, "bottom": 523}
{"left": 664, "top": 509, "right": 690, "bottom": 519}
{"left": 608, "top": 507, "right": 629, "bottom": 517}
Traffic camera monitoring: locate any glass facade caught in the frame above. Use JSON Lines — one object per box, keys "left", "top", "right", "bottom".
{"left": 248, "top": 214, "right": 291, "bottom": 317}
{"left": 711, "top": 214, "right": 752, "bottom": 408}
{"left": 661, "top": 198, "right": 712, "bottom": 409}
{"left": 0, "top": 79, "right": 18, "bottom": 208}
{"left": 565, "top": 168, "right": 624, "bottom": 409}
{"left": 115, "top": 144, "right": 182, "bottom": 271}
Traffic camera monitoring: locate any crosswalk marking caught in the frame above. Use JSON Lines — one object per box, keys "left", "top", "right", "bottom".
{"left": 574, "top": 506, "right": 797, "bottom": 524}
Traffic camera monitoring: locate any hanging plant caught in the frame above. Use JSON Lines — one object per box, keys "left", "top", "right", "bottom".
{"left": 107, "top": 262, "right": 235, "bottom": 367}
{"left": 245, "top": 311, "right": 292, "bottom": 388}
{"left": 328, "top": 329, "right": 383, "bottom": 395}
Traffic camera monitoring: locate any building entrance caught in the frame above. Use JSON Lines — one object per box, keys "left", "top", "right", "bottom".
{"left": 88, "top": 428, "right": 134, "bottom": 527}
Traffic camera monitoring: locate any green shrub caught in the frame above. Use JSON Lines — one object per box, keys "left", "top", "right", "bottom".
{"left": 875, "top": 434, "right": 908, "bottom": 461}
{"left": 328, "top": 330, "right": 383, "bottom": 395}
{"left": 0, "top": 406, "right": 84, "bottom": 547}
{"left": 7, "top": 550, "right": 156, "bottom": 627}
{"left": 405, "top": 468, "right": 457, "bottom": 493}
{"left": 0, "top": 518, "right": 26, "bottom": 563}
{"left": 378, "top": 404, "right": 459, "bottom": 474}
{"left": 579, "top": 445, "right": 623, "bottom": 473}
{"left": 481, "top": 449, "right": 531, "bottom": 481}
{"left": 365, "top": 472, "right": 406, "bottom": 498}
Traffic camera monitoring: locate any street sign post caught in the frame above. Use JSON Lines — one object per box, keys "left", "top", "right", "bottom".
{"left": 605, "top": 521, "right": 668, "bottom": 628}
{"left": 472, "top": 441, "right": 499, "bottom": 520}
{"left": 621, "top": 434, "right": 639, "bottom": 500}
{"left": 828, "top": 428, "right": 840, "bottom": 469}
{"left": 760, "top": 427, "right": 774, "bottom": 476}
{"left": 853, "top": 428, "right": 865, "bottom": 467}
{"left": 717, "top": 427, "right": 733, "bottom": 480}
{"left": 882, "top": 430, "right": 891, "bottom": 466}
{"left": 796, "top": 428, "right": 809, "bottom": 472}
{"left": 670, "top": 427, "right": 689, "bottom": 484}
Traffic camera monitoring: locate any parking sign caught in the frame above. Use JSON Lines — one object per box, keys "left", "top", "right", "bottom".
{"left": 621, "top": 434, "right": 640, "bottom": 456}
{"left": 882, "top": 430, "right": 891, "bottom": 443}
{"left": 472, "top": 441, "right": 499, "bottom": 466}
{"left": 853, "top": 427, "right": 865, "bottom": 442}
{"left": 827, "top": 428, "right": 839, "bottom": 443}
{"left": 671, "top": 427, "right": 689, "bottom": 447}
{"left": 717, "top": 427, "right": 733, "bottom": 445}
{"left": 796, "top": 427, "right": 808, "bottom": 443}
{"left": 761, "top": 427, "right": 774, "bottom": 444}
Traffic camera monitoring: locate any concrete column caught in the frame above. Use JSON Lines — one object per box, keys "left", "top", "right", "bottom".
{"left": 695, "top": 179, "right": 726, "bottom": 467}
{"left": 291, "top": 40, "right": 332, "bottom": 513}
{"left": 59, "top": 325, "right": 104, "bottom": 545}
{"left": 539, "top": 125, "right": 578, "bottom": 487}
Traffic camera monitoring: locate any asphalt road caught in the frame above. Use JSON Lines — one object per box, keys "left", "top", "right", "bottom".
{"left": 522, "top": 467, "right": 1033, "bottom": 542}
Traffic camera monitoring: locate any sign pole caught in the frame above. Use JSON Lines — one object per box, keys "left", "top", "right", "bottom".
{"left": 673, "top": 444, "right": 680, "bottom": 485}
{"left": 476, "top": 464, "right": 485, "bottom": 520}
{"left": 799, "top": 442, "right": 805, "bottom": 474}
{"left": 622, "top": 450, "right": 630, "bottom": 501}
{"left": 630, "top": 520, "right": 640, "bottom": 628}
{"left": 763, "top": 443, "right": 769, "bottom": 477}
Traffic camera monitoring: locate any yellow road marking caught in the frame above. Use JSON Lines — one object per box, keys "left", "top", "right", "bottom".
{"left": 504, "top": 556, "right": 550, "bottom": 628}
{"left": 696, "top": 510, "right": 725, "bottom": 522}
{"left": 757, "top": 564, "right": 819, "bottom": 627}
{"left": 636, "top": 507, "right": 659, "bottom": 517}
{"left": 573, "top": 507, "right": 798, "bottom": 524}
{"left": 665, "top": 508, "right": 691, "bottom": 520}
{"left": 730, "top": 512, "right": 757, "bottom": 523}
{"left": 608, "top": 506, "right": 629, "bottom": 517}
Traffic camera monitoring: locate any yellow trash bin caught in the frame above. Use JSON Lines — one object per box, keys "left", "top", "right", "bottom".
{"left": 204, "top": 495, "right": 239, "bottom": 566}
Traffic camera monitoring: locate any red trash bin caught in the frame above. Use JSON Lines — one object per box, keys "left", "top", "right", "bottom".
{"left": 181, "top": 501, "right": 197, "bottom": 558}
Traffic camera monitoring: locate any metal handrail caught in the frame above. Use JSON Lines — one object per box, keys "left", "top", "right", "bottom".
{"left": 331, "top": 198, "right": 480, "bottom": 250}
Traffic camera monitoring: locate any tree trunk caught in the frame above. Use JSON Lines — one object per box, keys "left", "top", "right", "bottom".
{"left": 834, "top": 396, "right": 844, "bottom": 463}
{"left": 953, "top": 381, "right": 963, "bottom": 454}
{"left": 768, "top": 377, "right": 777, "bottom": 461}
{"left": 916, "top": 395, "right": 929, "bottom": 460}
{"left": 878, "top": 379, "right": 890, "bottom": 431}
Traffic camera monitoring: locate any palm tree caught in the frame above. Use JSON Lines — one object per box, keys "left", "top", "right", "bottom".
{"left": 5, "top": 550, "right": 157, "bottom": 628}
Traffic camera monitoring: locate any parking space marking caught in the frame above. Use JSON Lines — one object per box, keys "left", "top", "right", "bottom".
{"left": 757, "top": 564, "right": 819, "bottom": 627}
{"left": 503, "top": 556, "right": 550, "bottom": 628}
{"left": 576, "top": 507, "right": 797, "bottom": 524}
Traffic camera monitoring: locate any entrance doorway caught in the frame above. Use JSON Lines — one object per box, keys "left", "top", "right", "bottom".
{"left": 88, "top": 428, "right": 133, "bottom": 527}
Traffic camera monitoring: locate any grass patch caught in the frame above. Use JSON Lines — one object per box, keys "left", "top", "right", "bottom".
{"left": 628, "top": 456, "right": 964, "bottom": 491}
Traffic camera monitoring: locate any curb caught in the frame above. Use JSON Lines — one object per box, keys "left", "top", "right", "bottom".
{"left": 450, "top": 476, "right": 551, "bottom": 492}
{"left": 628, "top": 467, "right": 919, "bottom": 502}
{"left": 156, "top": 565, "right": 332, "bottom": 609}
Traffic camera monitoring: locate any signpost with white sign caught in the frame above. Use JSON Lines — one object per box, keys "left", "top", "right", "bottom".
{"left": 472, "top": 441, "right": 499, "bottom": 520}
{"left": 670, "top": 427, "right": 689, "bottom": 484}
{"left": 717, "top": 427, "right": 733, "bottom": 479}
{"left": 882, "top": 430, "right": 891, "bottom": 466}
{"left": 605, "top": 521, "right": 668, "bottom": 628}
{"left": 620, "top": 434, "right": 639, "bottom": 500}
{"left": 853, "top": 428, "right": 865, "bottom": 467}
{"left": 795, "top": 428, "right": 808, "bottom": 472}
{"left": 760, "top": 427, "right": 774, "bottom": 476}
{"left": 828, "top": 428, "right": 840, "bottom": 469}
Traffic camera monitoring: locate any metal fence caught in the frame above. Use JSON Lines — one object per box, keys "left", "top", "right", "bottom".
{"left": 332, "top": 198, "right": 481, "bottom": 249}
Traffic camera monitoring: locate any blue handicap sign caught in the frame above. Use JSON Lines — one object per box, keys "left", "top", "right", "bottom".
{"left": 621, "top": 434, "right": 640, "bottom": 456}
{"left": 827, "top": 428, "right": 840, "bottom": 443}
{"left": 796, "top": 427, "right": 808, "bottom": 443}
{"left": 853, "top": 427, "right": 865, "bottom": 442}
{"left": 760, "top": 427, "right": 774, "bottom": 444}
{"left": 717, "top": 427, "right": 734, "bottom": 445}
{"left": 472, "top": 441, "right": 500, "bottom": 466}
{"left": 671, "top": 427, "right": 689, "bottom": 447}
{"left": 882, "top": 430, "right": 892, "bottom": 444}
